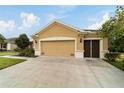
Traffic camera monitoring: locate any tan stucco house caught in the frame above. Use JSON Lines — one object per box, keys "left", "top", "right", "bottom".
{"left": 32, "top": 20, "right": 108, "bottom": 58}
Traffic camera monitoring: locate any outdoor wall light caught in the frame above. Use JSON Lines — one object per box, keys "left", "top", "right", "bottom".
{"left": 35, "top": 40, "right": 37, "bottom": 43}
{"left": 80, "top": 38, "right": 82, "bottom": 43}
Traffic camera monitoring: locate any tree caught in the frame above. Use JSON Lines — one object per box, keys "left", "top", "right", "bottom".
{"left": 0, "top": 34, "right": 5, "bottom": 43}
{"left": 100, "top": 6, "right": 124, "bottom": 52}
{"left": 0, "top": 34, "right": 6, "bottom": 51}
{"left": 15, "top": 34, "right": 30, "bottom": 49}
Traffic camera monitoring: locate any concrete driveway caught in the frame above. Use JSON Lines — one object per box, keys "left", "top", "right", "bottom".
{"left": 0, "top": 56, "right": 124, "bottom": 88}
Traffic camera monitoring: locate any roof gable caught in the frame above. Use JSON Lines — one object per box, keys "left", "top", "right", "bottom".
{"left": 33, "top": 19, "right": 86, "bottom": 36}
{"left": 32, "top": 19, "right": 99, "bottom": 38}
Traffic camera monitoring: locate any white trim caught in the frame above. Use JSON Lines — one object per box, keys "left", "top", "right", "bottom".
{"left": 100, "top": 39, "right": 103, "bottom": 58}
{"left": 7, "top": 43, "right": 11, "bottom": 50}
{"left": 39, "top": 36, "right": 76, "bottom": 41}
{"left": 32, "top": 19, "right": 85, "bottom": 36}
{"left": 84, "top": 38, "right": 102, "bottom": 40}
{"left": 90, "top": 40, "right": 92, "bottom": 57}
{"left": 75, "top": 38, "right": 77, "bottom": 53}
{"left": 38, "top": 40, "right": 41, "bottom": 55}
{"left": 38, "top": 36, "right": 78, "bottom": 57}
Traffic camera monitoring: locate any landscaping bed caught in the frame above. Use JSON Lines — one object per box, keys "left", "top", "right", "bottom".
{"left": 108, "top": 60, "right": 124, "bottom": 71}
{"left": 105, "top": 52, "right": 124, "bottom": 71}
{"left": 0, "top": 57, "right": 26, "bottom": 70}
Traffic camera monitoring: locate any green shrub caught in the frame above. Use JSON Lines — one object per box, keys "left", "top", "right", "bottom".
{"left": 122, "top": 60, "right": 124, "bottom": 70}
{"left": 24, "top": 48, "right": 35, "bottom": 57}
{"left": 105, "top": 52, "right": 119, "bottom": 62}
{"left": 14, "top": 48, "right": 22, "bottom": 52}
{"left": 18, "top": 48, "right": 35, "bottom": 57}
{"left": 19, "top": 51, "right": 25, "bottom": 56}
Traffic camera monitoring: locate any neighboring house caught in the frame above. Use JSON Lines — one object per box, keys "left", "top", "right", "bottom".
{"left": 32, "top": 20, "right": 108, "bottom": 58}
{"left": 0, "top": 43, "right": 7, "bottom": 51}
{"left": 6, "top": 37, "right": 33, "bottom": 51}
{"left": 6, "top": 38, "right": 18, "bottom": 51}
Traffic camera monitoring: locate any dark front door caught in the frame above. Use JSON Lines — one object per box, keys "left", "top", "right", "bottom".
{"left": 84, "top": 40, "right": 100, "bottom": 58}
{"left": 84, "top": 40, "right": 90, "bottom": 57}
{"left": 92, "top": 40, "right": 100, "bottom": 58}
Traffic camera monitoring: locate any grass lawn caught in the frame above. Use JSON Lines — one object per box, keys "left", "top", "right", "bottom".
{"left": 0, "top": 57, "right": 26, "bottom": 70}
{"left": 108, "top": 59, "right": 124, "bottom": 71}
{"left": 0, "top": 51, "right": 18, "bottom": 56}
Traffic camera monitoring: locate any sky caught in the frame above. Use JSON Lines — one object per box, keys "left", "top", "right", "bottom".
{"left": 0, "top": 5, "right": 117, "bottom": 39}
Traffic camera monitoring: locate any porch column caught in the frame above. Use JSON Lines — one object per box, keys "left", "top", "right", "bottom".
{"left": 75, "top": 36, "right": 84, "bottom": 58}
{"left": 34, "top": 39, "right": 41, "bottom": 56}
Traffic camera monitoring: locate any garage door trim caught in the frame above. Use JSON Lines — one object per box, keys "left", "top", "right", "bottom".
{"left": 39, "top": 36, "right": 77, "bottom": 56}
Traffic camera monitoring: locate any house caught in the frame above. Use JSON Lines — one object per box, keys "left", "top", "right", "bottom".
{"left": 32, "top": 20, "right": 108, "bottom": 58}
{"left": 0, "top": 37, "right": 17, "bottom": 51}
{"left": 0, "top": 43, "right": 6, "bottom": 51}
{"left": 6, "top": 37, "right": 18, "bottom": 51}
{"left": 6, "top": 37, "right": 33, "bottom": 51}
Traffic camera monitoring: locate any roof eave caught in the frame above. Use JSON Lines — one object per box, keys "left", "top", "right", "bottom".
{"left": 32, "top": 19, "right": 85, "bottom": 36}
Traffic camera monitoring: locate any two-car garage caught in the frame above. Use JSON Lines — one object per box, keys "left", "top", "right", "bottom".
{"left": 41, "top": 40, "right": 75, "bottom": 57}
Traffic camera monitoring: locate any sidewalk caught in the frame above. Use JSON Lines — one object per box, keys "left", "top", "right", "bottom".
{"left": 0, "top": 55, "right": 31, "bottom": 60}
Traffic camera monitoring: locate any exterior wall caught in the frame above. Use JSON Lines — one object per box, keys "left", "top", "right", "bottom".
{"left": 101, "top": 38, "right": 109, "bottom": 58}
{"left": 33, "top": 38, "right": 39, "bottom": 50}
{"left": 75, "top": 36, "right": 84, "bottom": 58}
{"left": 84, "top": 33, "right": 99, "bottom": 38}
{"left": 33, "top": 22, "right": 108, "bottom": 58}
{"left": 84, "top": 34, "right": 108, "bottom": 50}
{"left": 7, "top": 43, "right": 11, "bottom": 50}
{"left": 33, "top": 37, "right": 41, "bottom": 55}
{"left": 33, "top": 23, "right": 84, "bottom": 58}
{"left": 11, "top": 43, "right": 17, "bottom": 50}
{"left": 7, "top": 43, "right": 17, "bottom": 50}
{"left": 38, "top": 23, "right": 78, "bottom": 39}
{"left": 103, "top": 38, "right": 108, "bottom": 50}
{"left": 77, "top": 37, "right": 83, "bottom": 50}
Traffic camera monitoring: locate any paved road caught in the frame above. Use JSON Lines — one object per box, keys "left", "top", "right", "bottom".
{"left": 0, "top": 56, "right": 124, "bottom": 88}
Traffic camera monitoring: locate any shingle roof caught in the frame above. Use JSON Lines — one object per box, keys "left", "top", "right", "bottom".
{"left": 6, "top": 37, "right": 18, "bottom": 43}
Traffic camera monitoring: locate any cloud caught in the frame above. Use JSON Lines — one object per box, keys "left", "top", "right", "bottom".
{"left": 0, "top": 20, "right": 16, "bottom": 31}
{"left": 87, "top": 12, "right": 110, "bottom": 29}
{"left": 46, "top": 13, "right": 68, "bottom": 22}
{"left": 20, "top": 12, "right": 40, "bottom": 29}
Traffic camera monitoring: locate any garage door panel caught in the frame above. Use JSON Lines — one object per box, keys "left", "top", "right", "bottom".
{"left": 41, "top": 40, "right": 75, "bottom": 57}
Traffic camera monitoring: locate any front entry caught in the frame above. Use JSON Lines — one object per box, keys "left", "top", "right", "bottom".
{"left": 84, "top": 40, "right": 100, "bottom": 58}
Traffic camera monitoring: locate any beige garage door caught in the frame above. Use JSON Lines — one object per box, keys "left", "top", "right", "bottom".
{"left": 41, "top": 40, "right": 75, "bottom": 57}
